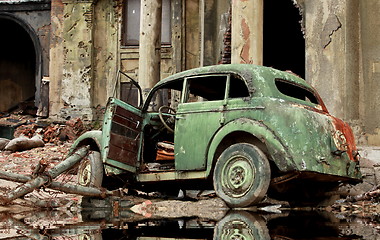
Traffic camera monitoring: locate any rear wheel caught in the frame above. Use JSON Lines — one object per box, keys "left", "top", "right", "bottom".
{"left": 77, "top": 151, "right": 103, "bottom": 187}
{"left": 213, "top": 143, "right": 271, "bottom": 207}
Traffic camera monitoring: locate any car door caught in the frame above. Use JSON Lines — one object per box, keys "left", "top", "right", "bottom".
{"left": 174, "top": 74, "right": 229, "bottom": 171}
{"left": 104, "top": 72, "right": 143, "bottom": 173}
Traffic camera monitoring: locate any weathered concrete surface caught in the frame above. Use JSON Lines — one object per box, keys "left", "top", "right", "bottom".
{"left": 231, "top": 0, "right": 263, "bottom": 65}
{"left": 49, "top": 0, "right": 65, "bottom": 120}
{"left": 138, "top": 0, "right": 162, "bottom": 98}
{"left": 304, "top": 0, "right": 380, "bottom": 146}
{"left": 60, "top": 0, "right": 95, "bottom": 120}
{"left": 359, "top": 0, "right": 380, "bottom": 146}
{"left": 92, "top": 0, "right": 120, "bottom": 109}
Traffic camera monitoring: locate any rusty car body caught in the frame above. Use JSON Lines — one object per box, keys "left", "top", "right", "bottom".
{"left": 70, "top": 64, "right": 361, "bottom": 207}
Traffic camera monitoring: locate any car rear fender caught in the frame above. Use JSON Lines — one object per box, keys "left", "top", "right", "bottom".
{"left": 206, "top": 118, "right": 296, "bottom": 176}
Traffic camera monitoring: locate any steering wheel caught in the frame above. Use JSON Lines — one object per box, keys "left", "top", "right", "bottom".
{"left": 158, "top": 105, "right": 176, "bottom": 133}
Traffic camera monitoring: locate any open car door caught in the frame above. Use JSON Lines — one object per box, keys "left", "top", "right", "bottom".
{"left": 103, "top": 72, "right": 143, "bottom": 173}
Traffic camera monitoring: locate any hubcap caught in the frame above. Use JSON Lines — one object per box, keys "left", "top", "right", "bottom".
{"left": 222, "top": 156, "right": 255, "bottom": 198}
{"left": 78, "top": 159, "right": 91, "bottom": 186}
{"left": 220, "top": 220, "right": 254, "bottom": 240}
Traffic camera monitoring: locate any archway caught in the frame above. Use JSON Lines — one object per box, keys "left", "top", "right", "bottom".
{"left": 263, "top": 0, "right": 305, "bottom": 78}
{"left": 0, "top": 14, "right": 41, "bottom": 114}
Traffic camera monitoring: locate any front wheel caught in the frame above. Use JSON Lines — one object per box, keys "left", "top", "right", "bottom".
{"left": 77, "top": 151, "right": 103, "bottom": 187}
{"left": 213, "top": 143, "right": 271, "bottom": 208}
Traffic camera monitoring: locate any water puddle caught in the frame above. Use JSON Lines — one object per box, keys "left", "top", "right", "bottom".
{"left": 0, "top": 204, "right": 378, "bottom": 239}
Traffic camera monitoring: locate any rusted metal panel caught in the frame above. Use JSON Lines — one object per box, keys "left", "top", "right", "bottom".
{"left": 105, "top": 100, "right": 143, "bottom": 170}
{"left": 115, "top": 105, "right": 143, "bottom": 126}
{"left": 108, "top": 132, "right": 139, "bottom": 166}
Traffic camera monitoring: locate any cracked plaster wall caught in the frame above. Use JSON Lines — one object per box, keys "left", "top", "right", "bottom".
{"left": 305, "top": 0, "right": 348, "bottom": 119}
{"left": 60, "top": 1, "right": 94, "bottom": 120}
{"left": 92, "top": 0, "right": 120, "bottom": 110}
{"left": 50, "top": 0, "right": 121, "bottom": 121}
{"left": 360, "top": 0, "right": 380, "bottom": 145}
{"left": 305, "top": 0, "right": 361, "bottom": 139}
{"left": 305, "top": 0, "right": 380, "bottom": 146}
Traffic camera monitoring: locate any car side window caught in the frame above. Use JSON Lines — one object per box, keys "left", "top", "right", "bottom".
{"left": 185, "top": 75, "right": 227, "bottom": 102}
{"left": 275, "top": 78, "right": 319, "bottom": 104}
{"left": 146, "top": 80, "right": 183, "bottom": 112}
{"left": 229, "top": 75, "right": 250, "bottom": 98}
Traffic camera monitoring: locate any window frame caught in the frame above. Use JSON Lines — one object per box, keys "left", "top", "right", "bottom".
{"left": 121, "top": 0, "right": 172, "bottom": 47}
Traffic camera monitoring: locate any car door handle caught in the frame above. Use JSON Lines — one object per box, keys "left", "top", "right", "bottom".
{"left": 176, "top": 116, "right": 185, "bottom": 120}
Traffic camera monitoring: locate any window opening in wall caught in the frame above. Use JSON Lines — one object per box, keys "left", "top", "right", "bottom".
{"left": 122, "top": 0, "right": 172, "bottom": 46}
{"left": 275, "top": 78, "right": 318, "bottom": 104}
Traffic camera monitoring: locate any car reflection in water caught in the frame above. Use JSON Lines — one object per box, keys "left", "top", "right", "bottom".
{"left": 0, "top": 208, "right": 371, "bottom": 240}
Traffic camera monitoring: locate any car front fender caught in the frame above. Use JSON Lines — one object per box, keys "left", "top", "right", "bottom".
{"left": 206, "top": 118, "right": 296, "bottom": 176}
{"left": 68, "top": 130, "right": 103, "bottom": 157}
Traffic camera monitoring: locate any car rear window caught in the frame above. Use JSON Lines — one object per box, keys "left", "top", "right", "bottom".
{"left": 275, "top": 78, "right": 319, "bottom": 105}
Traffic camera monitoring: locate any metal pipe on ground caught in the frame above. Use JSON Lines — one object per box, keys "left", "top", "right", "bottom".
{"left": 0, "top": 146, "right": 112, "bottom": 203}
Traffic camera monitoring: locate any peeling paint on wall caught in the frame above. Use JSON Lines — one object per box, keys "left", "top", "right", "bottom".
{"left": 321, "top": 13, "right": 341, "bottom": 48}
{"left": 239, "top": 18, "right": 251, "bottom": 64}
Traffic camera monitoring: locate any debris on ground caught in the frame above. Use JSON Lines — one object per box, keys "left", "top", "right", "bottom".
{"left": 0, "top": 114, "right": 88, "bottom": 152}
{"left": 3, "top": 135, "right": 44, "bottom": 152}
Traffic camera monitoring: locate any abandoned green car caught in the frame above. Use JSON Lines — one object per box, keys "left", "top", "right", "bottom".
{"left": 69, "top": 64, "right": 361, "bottom": 207}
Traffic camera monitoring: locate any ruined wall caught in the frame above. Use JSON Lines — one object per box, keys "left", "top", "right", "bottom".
{"left": 49, "top": 0, "right": 64, "bottom": 120}
{"left": 305, "top": 0, "right": 380, "bottom": 146}
{"left": 92, "top": 0, "right": 121, "bottom": 110}
{"left": 359, "top": 0, "right": 380, "bottom": 145}
{"left": 185, "top": 0, "right": 201, "bottom": 69}
{"left": 0, "top": 2, "right": 50, "bottom": 113}
{"left": 203, "top": 0, "right": 230, "bottom": 66}
{"left": 304, "top": 0, "right": 362, "bottom": 141}
{"left": 13, "top": 10, "right": 51, "bottom": 77}
{"left": 50, "top": 0, "right": 96, "bottom": 121}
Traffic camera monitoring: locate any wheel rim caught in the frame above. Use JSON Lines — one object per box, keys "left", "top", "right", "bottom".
{"left": 219, "top": 219, "right": 255, "bottom": 240}
{"left": 78, "top": 159, "right": 91, "bottom": 186}
{"left": 221, "top": 155, "right": 255, "bottom": 198}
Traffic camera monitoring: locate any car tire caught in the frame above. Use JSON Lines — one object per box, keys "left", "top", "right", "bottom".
{"left": 213, "top": 211, "right": 270, "bottom": 240}
{"left": 77, "top": 150, "right": 103, "bottom": 187}
{"left": 213, "top": 143, "right": 271, "bottom": 208}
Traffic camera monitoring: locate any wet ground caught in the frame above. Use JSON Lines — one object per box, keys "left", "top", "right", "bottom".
{"left": 0, "top": 203, "right": 379, "bottom": 239}
{"left": 1, "top": 144, "right": 380, "bottom": 239}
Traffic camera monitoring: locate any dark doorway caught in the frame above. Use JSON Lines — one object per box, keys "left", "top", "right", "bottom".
{"left": 263, "top": 1, "right": 305, "bottom": 78}
{"left": 0, "top": 17, "right": 36, "bottom": 113}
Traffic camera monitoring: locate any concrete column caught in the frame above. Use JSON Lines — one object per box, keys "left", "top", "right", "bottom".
{"left": 58, "top": 0, "right": 95, "bottom": 120}
{"left": 49, "top": 0, "right": 64, "bottom": 120}
{"left": 138, "top": 0, "right": 162, "bottom": 99}
{"left": 231, "top": 0, "right": 263, "bottom": 65}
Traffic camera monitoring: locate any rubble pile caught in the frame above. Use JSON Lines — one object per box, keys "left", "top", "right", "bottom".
{"left": 0, "top": 116, "right": 88, "bottom": 152}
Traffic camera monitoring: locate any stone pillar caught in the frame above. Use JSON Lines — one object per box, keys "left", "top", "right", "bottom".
{"left": 231, "top": 0, "right": 263, "bottom": 65}
{"left": 49, "top": 0, "right": 64, "bottom": 120}
{"left": 138, "top": 0, "right": 162, "bottom": 99}
{"left": 59, "top": 0, "right": 95, "bottom": 120}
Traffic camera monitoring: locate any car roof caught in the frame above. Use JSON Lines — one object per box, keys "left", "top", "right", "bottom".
{"left": 156, "top": 64, "right": 311, "bottom": 93}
